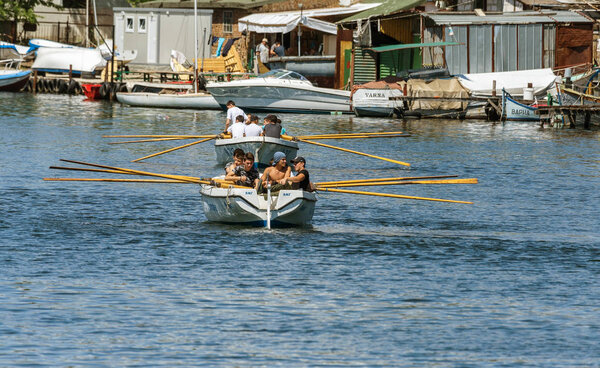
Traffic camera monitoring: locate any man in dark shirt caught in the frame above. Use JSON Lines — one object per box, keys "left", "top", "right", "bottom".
{"left": 230, "top": 152, "right": 260, "bottom": 187}
{"left": 262, "top": 114, "right": 282, "bottom": 138}
{"left": 281, "top": 156, "right": 310, "bottom": 191}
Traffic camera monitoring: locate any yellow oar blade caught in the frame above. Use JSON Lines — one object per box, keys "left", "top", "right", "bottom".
{"left": 318, "top": 187, "right": 473, "bottom": 204}
{"left": 44, "top": 178, "right": 191, "bottom": 183}
{"left": 298, "top": 139, "right": 410, "bottom": 167}
{"left": 315, "top": 175, "right": 459, "bottom": 186}
{"left": 316, "top": 178, "right": 478, "bottom": 188}
{"left": 131, "top": 136, "right": 216, "bottom": 162}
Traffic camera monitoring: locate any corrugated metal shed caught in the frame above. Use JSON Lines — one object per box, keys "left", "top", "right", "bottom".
{"left": 353, "top": 47, "right": 377, "bottom": 84}
{"left": 425, "top": 10, "right": 592, "bottom": 25}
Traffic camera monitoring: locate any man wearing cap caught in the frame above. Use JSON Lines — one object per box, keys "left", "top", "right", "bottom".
{"left": 280, "top": 156, "right": 310, "bottom": 191}
{"left": 256, "top": 38, "right": 270, "bottom": 65}
{"left": 256, "top": 151, "right": 291, "bottom": 193}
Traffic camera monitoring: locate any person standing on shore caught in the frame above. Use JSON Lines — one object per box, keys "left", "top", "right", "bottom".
{"left": 256, "top": 38, "right": 270, "bottom": 68}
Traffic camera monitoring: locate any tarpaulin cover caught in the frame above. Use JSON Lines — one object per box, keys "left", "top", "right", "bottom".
{"left": 457, "top": 68, "right": 558, "bottom": 97}
{"left": 398, "top": 78, "right": 470, "bottom": 111}
{"left": 238, "top": 3, "right": 380, "bottom": 35}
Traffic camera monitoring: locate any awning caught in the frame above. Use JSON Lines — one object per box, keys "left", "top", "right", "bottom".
{"left": 367, "top": 42, "right": 462, "bottom": 53}
{"left": 238, "top": 3, "right": 381, "bottom": 35}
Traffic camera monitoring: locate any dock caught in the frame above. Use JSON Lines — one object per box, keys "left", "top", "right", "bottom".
{"left": 535, "top": 105, "right": 600, "bottom": 129}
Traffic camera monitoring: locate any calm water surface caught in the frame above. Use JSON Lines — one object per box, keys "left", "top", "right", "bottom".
{"left": 1, "top": 92, "right": 599, "bottom": 367}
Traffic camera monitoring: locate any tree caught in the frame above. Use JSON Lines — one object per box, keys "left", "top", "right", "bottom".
{"left": 0, "top": 0, "right": 62, "bottom": 42}
{"left": 0, "top": 0, "right": 62, "bottom": 24}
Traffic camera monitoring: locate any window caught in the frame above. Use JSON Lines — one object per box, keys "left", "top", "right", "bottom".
{"left": 223, "top": 11, "right": 233, "bottom": 34}
{"left": 126, "top": 16, "right": 134, "bottom": 33}
{"left": 138, "top": 17, "right": 147, "bottom": 33}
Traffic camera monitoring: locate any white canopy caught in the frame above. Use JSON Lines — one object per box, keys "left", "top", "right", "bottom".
{"left": 457, "top": 68, "right": 559, "bottom": 97}
{"left": 238, "top": 3, "right": 380, "bottom": 35}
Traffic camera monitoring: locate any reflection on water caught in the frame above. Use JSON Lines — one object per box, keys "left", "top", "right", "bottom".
{"left": 1, "top": 92, "right": 600, "bottom": 366}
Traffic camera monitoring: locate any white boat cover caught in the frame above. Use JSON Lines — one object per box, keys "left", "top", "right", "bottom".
{"left": 457, "top": 68, "right": 559, "bottom": 97}
{"left": 238, "top": 3, "right": 380, "bottom": 35}
{"left": 0, "top": 41, "right": 30, "bottom": 55}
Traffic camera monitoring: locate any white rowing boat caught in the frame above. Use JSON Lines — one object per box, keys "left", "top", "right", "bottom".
{"left": 200, "top": 180, "right": 317, "bottom": 227}
{"left": 214, "top": 136, "right": 299, "bottom": 167}
{"left": 116, "top": 91, "right": 220, "bottom": 109}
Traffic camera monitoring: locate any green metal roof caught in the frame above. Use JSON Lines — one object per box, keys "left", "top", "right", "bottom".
{"left": 337, "top": 0, "right": 425, "bottom": 23}
{"left": 367, "top": 41, "right": 462, "bottom": 53}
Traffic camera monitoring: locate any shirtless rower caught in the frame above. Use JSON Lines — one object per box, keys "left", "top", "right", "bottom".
{"left": 256, "top": 151, "right": 291, "bottom": 193}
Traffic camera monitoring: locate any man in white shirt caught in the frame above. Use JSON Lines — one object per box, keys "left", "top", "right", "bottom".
{"left": 256, "top": 38, "right": 269, "bottom": 64}
{"left": 227, "top": 115, "right": 246, "bottom": 138}
{"left": 244, "top": 115, "right": 263, "bottom": 137}
{"left": 224, "top": 100, "right": 247, "bottom": 133}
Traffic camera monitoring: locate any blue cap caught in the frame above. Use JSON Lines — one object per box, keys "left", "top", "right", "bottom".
{"left": 273, "top": 151, "right": 286, "bottom": 165}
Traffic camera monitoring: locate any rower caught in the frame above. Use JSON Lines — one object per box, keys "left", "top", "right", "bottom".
{"left": 280, "top": 156, "right": 310, "bottom": 191}
{"left": 225, "top": 148, "right": 245, "bottom": 175}
{"left": 244, "top": 114, "right": 263, "bottom": 137}
{"left": 224, "top": 100, "right": 247, "bottom": 133}
{"left": 256, "top": 151, "right": 290, "bottom": 193}
{"left": 226, "top": 152, "right": 259, "bottom": 187}
{"left": 227, "top": 114, "right": 246, "bottom": 138}
{"left": 261, "top": 114, "right": 281, "bottom": 138}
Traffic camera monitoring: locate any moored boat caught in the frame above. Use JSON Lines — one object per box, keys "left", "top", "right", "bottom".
{"left": 501, "top": 90, "right": 540, "bottom": 121}
{"left": 206, "top": 69, "right": 351, "bottom": 114}
{"left": 200, "top": 180, "right": 317, "bottom": 227}
{"left": 116, "top": 91, "right": 220, "bottom": 109}
{"left": 0, "top": 69, "right": 31, "bottom": 92}
{"left": 214, "top": 136, "right": 299, "bottom": 167}
{"left": 31, "top": 47, "right": 106, "bottom": 75}
{"left": 352, "top": 82, "right": 404, "bottom": 117}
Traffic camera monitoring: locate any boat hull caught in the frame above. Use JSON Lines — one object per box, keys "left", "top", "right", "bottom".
{"left": 207, "top": 80, "right": 351, "bottom": 114}
{"left": 214, "top": 136, "right": 299, "bottom": 167}
{"left": 0, "top": 70, "right": 30, "bottom": 92}
{"left": 352, "top": 88, "right": 403, "bottom": 117}
{"left": 502, "top": 92, "right": 539, "bottom": 121}
{"left": 200, "top": 186, "right": 317, "bottom": 227}
{"left": 116, "top": 92, "right": 220, "bottom": 109}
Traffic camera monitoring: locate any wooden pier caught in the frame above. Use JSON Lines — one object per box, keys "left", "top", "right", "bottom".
{"left": 535, "top": 105, "right": 600, "bottom": 129}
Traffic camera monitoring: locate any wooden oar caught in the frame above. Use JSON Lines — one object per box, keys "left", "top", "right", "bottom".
{"left": 55, "top": 159, "right": 243, "bottom": 189}
{"left": 59, "top": 159, "right": 206, "bottom": 183}
{"left": 315, "top": 175, "right": 459, "bottom": 186}
{"left": 50, "top": 166, "right": 139, "bottom": 175}
{"left": 317, "top": 187, "right": 473, "bottom": 204}
{"left": 109, "top": 137, "right": 196, "bottom": 144}
{"left": 316, "top": 178, "right": 478, "bottom": 188}
{"left": 294, "top": 134, "right": 411, "bottom": 140}
{"left": 44, "top": 178, "right": 191, "bottom": 183}
{"left": 131, "top": 136, "right": 216, "bottom": 162}
{"left": 103, "top": 134, "right": 216, "bottom": 138}
{"left": 288, "top": 131, "right": 405, "bottom": 138}
{"left": 296, "top": 139, "right": 411, "bottom": 167}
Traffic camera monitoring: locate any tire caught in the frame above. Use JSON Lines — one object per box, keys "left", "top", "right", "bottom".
{"left": 36, "top": 79, "right": 45, "bottom": 93}
{"left": 118, "top": 83, "right": 128, "bottom": 93}
{"left": 66, "top": 80, "right": 78, "bottom": 95}
{"left": 22, "top": 79, "right": 33, "bottom": 93}
{"left": 98, "top": 82, "right": 110, "bottom": 99}
{"left": 57, "top": 79, "right": 68, "bottom": 94}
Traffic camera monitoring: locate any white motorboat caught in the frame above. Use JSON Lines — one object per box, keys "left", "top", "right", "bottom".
{"left": 116, "top": 91, "right": 220, "bottom": 109}
{"left": 214, "top": 136, "right": 299, "bottom": 167}
{"left": 32, "top": 47, "right": 106, "bottom": 75}
{"left": 200, "top": 180, "right": 317, "bottom": 227}
{"left": 458, "top": 68, "right": 559, "bottom": 97}
{"left": 206, "top": 69, "right": 351, "bottom": 114}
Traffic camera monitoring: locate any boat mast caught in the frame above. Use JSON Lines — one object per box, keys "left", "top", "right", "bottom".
{"left": 194, "top": 0, "right": 198, "bottom": 93}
